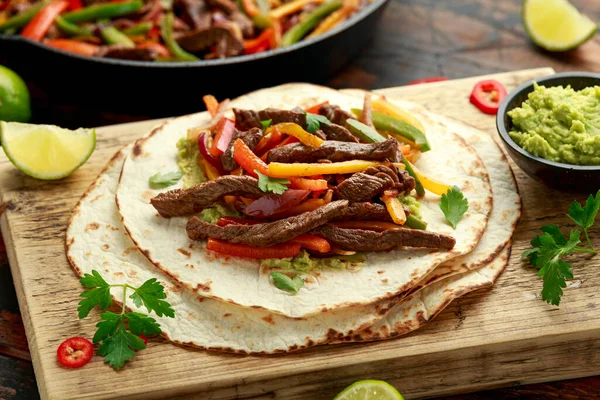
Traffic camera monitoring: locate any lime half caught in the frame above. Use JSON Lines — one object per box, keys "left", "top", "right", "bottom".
{"left": 0, "top": 122, "right": 95, "bottom": 180}
{"left": 0, "top": 65, "right": 31, "bottom": 122}
{"left": 333, "top": 380, "right": 404, "bottom": 400}
{"left": 523, "top": 0, "right": 597, "bottom": 52}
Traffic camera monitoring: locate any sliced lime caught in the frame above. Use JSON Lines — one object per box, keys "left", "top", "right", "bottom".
{"left": 0, "top": 65, "right": 31, "bottom": 123}
{"left": 523, "top": 0, "right": 597, "bottom": 52}
{"left": 333, "top": 380, "right": 404, "bottom": 400}
{"left": 0, "top": 121, "right": 95, "bottom": 180}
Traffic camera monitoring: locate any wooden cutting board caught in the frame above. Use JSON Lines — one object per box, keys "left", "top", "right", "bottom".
{"left": 4, "top": 67, "right": 600, "bottom": 400}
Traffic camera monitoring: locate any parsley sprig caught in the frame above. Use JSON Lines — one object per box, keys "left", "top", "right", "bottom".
{"left": 304, "top": 112, "right": 331, "bottom": 133}
{"left": 256, "top": 170, "right": 290, "bottom": 195}
{"left": 440, "top": 186, "right": 468, "bottom": 229}
{"left": 78, "top": 270, "right": 175, "bottom": 369}
{"left": 523, "top": 190, "right": 599, "bottom": 306}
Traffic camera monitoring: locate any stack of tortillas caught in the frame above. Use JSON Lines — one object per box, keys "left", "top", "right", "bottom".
{"left": 66, "top": 84, "right": 519, "bottom": 354}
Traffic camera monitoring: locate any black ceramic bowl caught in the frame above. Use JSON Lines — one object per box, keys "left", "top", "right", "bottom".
{"left": 496, "top": 71, "right": 600, "bottom": 192}
{"left": 0, "top": 0, "right": 389, "bottom": 118}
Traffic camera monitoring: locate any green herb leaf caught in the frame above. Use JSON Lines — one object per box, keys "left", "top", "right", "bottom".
{"left": 78, "top": 270, "right": 112, "bottom": 319}
{"left": 271, "top": 272, "right": 304, "bottom": 293}
{"left": 149, "top": 170, "right": 183, "bottom": 189}
{"left": 439, "top": 186, "right": 468, "bottom": 229}
{"left": 535, "top": 230, "right": 579, "bottom": 305}
{"left": 97, "top": 327, "right": 145, "bottom": 369}
{"left": 305, "top": 112, "right": 331, "bottom": 134}
{"left": 260, "top": 119, "right": 272, "bottom": 131}
{"left": 566, "top": 190, "right": 600, "bottom": 252}
{"left": 129, "top": 278, "right": 175, "bottom": 318}
{"left": 256, "top": 170, "right": 290, "bottom": 195}
{"left": 93, "top": 312, "right": 122, "bottom": 344}
{"left": 125, "top": 312, "right": 162, "bottom": 336}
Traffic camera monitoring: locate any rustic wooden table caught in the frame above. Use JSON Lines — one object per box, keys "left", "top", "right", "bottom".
{"left": 2, "top": 0, "right": 600, "bottom": 398}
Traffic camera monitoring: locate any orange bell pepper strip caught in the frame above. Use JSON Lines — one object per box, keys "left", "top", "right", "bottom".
{"left": 234, "top": 139, "right": 327, "bottom": 190}
{"left": 44, "top": 39, "right": 99, "bottom": 56}
{"left": 267, "top": 123, "right": 323, "bottom": 147}
{"left": 330, "top": 221, "right": 402, "bottom": 232}
{"left": 203, "top": 95, "right": 219, "bottom": 117}
{"left": 268, "top": 0, "right": 322, "bottom": 19}
{"left": 260, "top": 135, "right": 299, "bottom": 161}
{"left": 304, "top": 101, "right": 328, "bottom": 114}
{"left": 210, "top": 118, "right": 236, "bottom": 157}
{"left": 243, "top": 28, "right": 273, "bottom": 54}
{"left": 207, "top": 238, "right": 301, "bottom": 259}
{"left": 255, "top": 125, "right": 283, "bottom": 155}
{"left": 289, "top": 234, "right": 330, "bottom": 253}
{"left": 381, "top": 194, "right": 406, "bottom": 225}
{"left": 242, "top": 0, "right": 260, "bottom": 16}
{"left": 22, "top": 0, "right": 69, "bottom": 41}
{"left": 199, "top": 158, "right": 221, "bottom": 181}
{"left": 268, "top": 160, "right": 383, "bottom": 177}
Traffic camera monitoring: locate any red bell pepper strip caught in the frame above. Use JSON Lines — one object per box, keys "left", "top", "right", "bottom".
{"left": 68, "top": 0, "right": 83, "bottom": 11}
{"left": 255, "top": 125, "right": 283, "bottom": 155}
{"left": 206, "top": 238, "right": 301, "bottom": 259}
{"left": 22, "top": 0, "right": 69, "bottom": 41}
{"left": 44, "top": 39, "right": 99, "bottom": 56}
{"left": 407, "top": 76, "right": 448, "bottom": 85}
{"left": 244, "top": 189, "right": 310, "bottom": 218}
{"left": 197, "top": 133, "right": 226, "bottom": 174}
{"left": 243, "top": 28, "right": 273, "bottom": 54}
{"left": 0, "top": 1, "right": 9, "bottom": 12}
{"left": 304, "top": 101, "right": 328, "bottom": 114}
{"left": 469, "top": 79, "right": 507, "bottom": 115}
{"left": 217, "top": 216, "right": 261, "bottom": 227}
{"left": 210, "top": 118, "right": 235, "bottom": 157}
{"left": 137, "top": 42, "right": 170, "bottom": 58}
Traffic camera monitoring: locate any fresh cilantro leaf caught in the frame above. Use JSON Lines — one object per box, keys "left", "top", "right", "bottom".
{"left": 539, "top": 258, "right": 573, "bottom": 306}
{"left": 78, "top": 271, "right": 112, "bottom": 319}
{"left": 566, "top": 190, "right": 600, "bottom": 252}
{"left": 93, "top": 312, "right": 122, "bottom": 343}
{"left": 260, "top": 119, "right": 272, "bottom": 131}
{"left": 129, "top": 278, "right": 175, "bottom": 318}
{"left": 255, "top": 170, "right": 290, "bottom": 195}
{"left": 439, "top": 186, "right": 468, "bottom": 229}
{"left": 98, "top": 327, "right": 145, "bottom": 369}
{"left": 305, "top": 112, "right": 331, "bottom": 134}
{"left": 125, "top": 312, "right": 162, "bottom": 337}
{"left": 271, "top": 272, "right": 304, "bottom": 293}
{"left": 148, "top": 170, "right": 183, "bottom": 189}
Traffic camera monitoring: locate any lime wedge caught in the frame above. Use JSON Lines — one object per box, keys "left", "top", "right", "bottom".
{"left": 523, "top": 0, "right": 597, "bottom": 51}
{"left": 0, "top": 122, "right": 95, "bottom": 180}
{"left": 333, "top": 380, "right": 404, "bottom": 400}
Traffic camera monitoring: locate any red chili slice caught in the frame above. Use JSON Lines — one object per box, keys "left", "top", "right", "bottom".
{"left": 139, "top": 334, "right": 148, "bottom": 346}
{"left": 469, "top": 79, "right": 507, "bottom": 115}
{"left": 57, "top": 337, "right": 94, "bottom": 368}
{"left": 407, "top": 76, "right": 448, "bottom": 85}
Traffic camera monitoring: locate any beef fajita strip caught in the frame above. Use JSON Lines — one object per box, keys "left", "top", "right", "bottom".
{"left": 319, "top": 103, "right": 356, "bottom": 126}
{"left": 335, "top": 165, "right": 415, "bottom": 202}
{"left": 151, "top": 175, "right": 262, "bottom": 218}
{"left": 220, "top": 127, "right": 263, "bottom": 171}
{"left": 266, "top": 138, "right": 400, "bottom": 164}
{"left": 312, "top": 224, "right": 456, "bottom": 251}
{"left": 320, "top": 123, "right": 359, "bottom": 143}
{"left": 341, "top": 202, "right": 399, "bottom": 221}
{"left": 232, "top": 108, "right": 306, "bottom": 131}
{"left": 186, "top": 200, "right": 349, "bottom": 246}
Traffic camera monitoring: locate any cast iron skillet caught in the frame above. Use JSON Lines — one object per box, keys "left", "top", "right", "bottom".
{"left": 0, "top": 0, "right": 390, "bottom": 117}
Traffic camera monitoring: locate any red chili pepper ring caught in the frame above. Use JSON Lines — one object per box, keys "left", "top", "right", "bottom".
{"left": 469, "top": 79, "right": 507, "bottom": 115}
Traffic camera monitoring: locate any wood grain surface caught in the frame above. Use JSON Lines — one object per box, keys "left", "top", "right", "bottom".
{"left": 2, "top": 0, "right": 600, "bottom": 398}
{"left": 4, "top": 67, "right": 600, "bottom": 400}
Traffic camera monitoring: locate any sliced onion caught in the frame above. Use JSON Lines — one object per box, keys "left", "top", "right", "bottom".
{"left": 198, "top": 133, "right": 225, "bottom": 174}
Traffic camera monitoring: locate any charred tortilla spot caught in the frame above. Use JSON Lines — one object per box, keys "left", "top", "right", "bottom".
{"left": 177, "top": 248, "right": 192, "bottom": 258}
{"left": 194, "top": 281, "right": 212, "bottom": 292}
{"left": 261, "top": 315, "right": 275, "bottom": 325}
{"left": 102, "top": 244, "right": 110, "bottom": 250}
{"left": 122, "top": 247, "right": 138, "bottom": 257}
{"left": 90, "top": 194, "right": 103, "bottom": 203}
{"left": 377, "top": 270, "right": 385, "bottom": 274}
{"left": 85, "top": 222, "right": 99, "bottom": 232}
{"left": 132, "top": 143, "right": 143, "bottom": 157}
{"left": 223, "top": 313, "right": 232, "bottom": 317}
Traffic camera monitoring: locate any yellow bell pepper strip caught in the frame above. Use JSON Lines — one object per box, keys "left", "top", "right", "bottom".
{"left": 345, "top": 118, "right": 385, "bottom": 143}
{"left": 352, "top": 109, "right": 430, "bottom": 152}
{"left": 405, "top": 160, "right": 451, "bottom": 196}
{"left": 402, "top": 160, "right": 425, "bottom": 197}
{"left": 280, "top": 0, "right": 342, "bottom": 46}
{"left": 61, "top": 0, "right": 143, "bottom": 23}
{"left": 381, "top": 191, "right": 406, "bottom": 225}
{"left": 371, "top": 98, "right": 426, "bottom": 134}
{"left": 161, "top": 12, "right": 199, "bottom": 61}
{"left": 268, "top": 160, "right": 383, "bottom": 177}
{"left": 306, "top": 0, "right": 356, "bottom": 39}
{"left": 405, "top": 214, "right": 427, "bottom": 230}
{"left": 199, "top": 158, "right": 221, "bottom": 181}
{"left": 267, "top": 123, "right": 323, "bottom": 147}
{"left": 268, "top": 0, "right": 322, "bottom": 19}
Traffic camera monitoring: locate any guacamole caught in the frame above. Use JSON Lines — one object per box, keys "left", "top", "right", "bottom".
{"left": 508, "top": 83, "right": 600, "bottom": 165}
{"left": 398, "top": 194, "right": 422, "bottom": 220}
{"left": 177, "top": 138, "right": 206, "bottom": 188}
{"left": 262, "top": 250, "right": 365, "bottom": 272}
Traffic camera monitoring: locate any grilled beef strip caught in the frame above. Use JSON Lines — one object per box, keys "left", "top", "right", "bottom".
{"left": 187, "top": 200, "right": 349, "bottom": 245}
{"left": 320, "top": 123, "right": 359, "bottom": 143}
{"left": 335, "top": 165, "right": 415, "bottom": 202}
{"left": 340, "top": 202, "right": 399, "bottom": 221}
{"left": 220, "top": 127, "right": 263, "bottom": 171}
{"left": 207, "top": 0, "right": 253, "bottom": 36}
{"left": 175, "top": 25, "right": 243, "bottom": 57}
{"left": 151, "top": 175, "right": 263, "bottom": 218}
{"left": 312, "top": 224, "right": 456, "bottom": 251}
{"left": 232, "top": 108, "right": 307, "bottom": 131}
{"left": 175, "top": 0, "right": 212, "bottom": 30}
{"left": 266, "top": 138, "right": 399, "bottom": 164}
{"left": 95, "top": 46, "right": 158, "bottom": 61}
{"left": 319, "top": 103, "right": 356, "bottom": 126}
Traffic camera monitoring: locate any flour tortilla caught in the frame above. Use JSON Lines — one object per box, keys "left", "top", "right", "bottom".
{"left": 339, "top": 90, "right": 521, "bottom": 293}
{"left": 66, "top": 146, "right": 406, "bottom": 354}
{"left": 116, "top": 84, "right": 492, "bottom": 318}
{"left": 334, "top": 244, "right": 510, "bottom": 343}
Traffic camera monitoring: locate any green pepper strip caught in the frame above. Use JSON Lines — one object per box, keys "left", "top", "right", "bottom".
{"left": 280, "top": 0, "right": 342, "bottom": 47}
{"left": 251, "top": 0, "right": 271, "bottom": 28}
{"left": 403, "top": 160, "right": 425, "bottom": 197}
{"left": 161, "top": 12, "right": 199, "bottom": 61}
{"left": 101, "top": 25, "right": 135, "bottom": 47}
{"left": 405, "top": 214, "right": 427, "bottom": 230}
{"left": 122, "top": 21, "right": 153, "bottom": 36}
{"left": 61, "top": 0, "right": 143, "bottom": 23}
{"left": 55, "top": 16, "right": 93, "bottom": 36}
{"left": 345, "top": 118, "right": 387, "bottom": 143}
{"left": 353, "top": 108, "right": 431, "bottom": 152}
{"left": 0, "top": 1, "right": 47, "bottom": 31}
